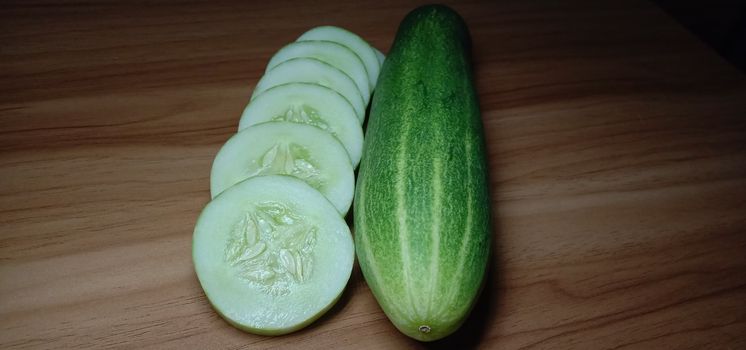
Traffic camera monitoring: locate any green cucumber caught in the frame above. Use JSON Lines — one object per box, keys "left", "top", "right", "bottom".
{"left": 239, "top": 82, "right": 364, "bottom": 167}
{"left": 297, "top": 26, "right": 381, "bottom": 90}
{"left": 211, "top": 121, "right": 354, "bottom": 215}
{"left": 266, "top": 41, "right": 371, "bottom": 105}
{"left": 193, "top": 175, "right": 354, "bottom": 335}
{"left": 251, "top": 57, "right": 366, "bottom": 121}
{"left": 354, "top": 5, "right": 490, "bottom": 342}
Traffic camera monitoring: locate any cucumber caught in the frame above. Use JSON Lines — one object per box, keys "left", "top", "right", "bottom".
{"left": 251, "top": 57, "right": 365, "bottom": 121}
{"left": 193, "top": 175, "right": 354, "bottom": 335}
{"left": 266, "top": 41, "right": 371, "bottom": 105}
{"left": 373, "top": 47, "right": 385, "bottom": 66}
{"left": 297, "top": 26, "right": 381, "bottom": 90}
{"left": 354, "top": 5, "right": 490, "bottom": 342}
{"left": 239, "top": 82, "right": 363, "bottom": 167}
{"left": 211, "top": 121, "right": 354, "bottom": 215}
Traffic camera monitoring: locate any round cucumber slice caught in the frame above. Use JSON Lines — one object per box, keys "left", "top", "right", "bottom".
{"left": 374, "top": 47, "right": 385, "bottom": 67}
{"left": 193, "top": 175, "right": 354, "bottom": 335}
{"left": 266, "top": 41, "right": 371, "bottom": 105}
{"left": 239, "top": 83, "right": 363, "bottom": 167}
{"left": 297, "top": 26, "right": 381, "bottom": 90}
{"left": 251, "top": 57, "right": 365, "bottom": 121}
{"left": 211, "top": 121, "right": 353, "bottom": 215}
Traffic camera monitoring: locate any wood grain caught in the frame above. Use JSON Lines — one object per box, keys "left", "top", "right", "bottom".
{"left": 2, "top": 0, "right": 746, "bottom": 349}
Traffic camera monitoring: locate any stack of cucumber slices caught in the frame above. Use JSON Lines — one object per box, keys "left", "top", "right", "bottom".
{"left": 193, "top": 26, "right": 384, "bottom": 335}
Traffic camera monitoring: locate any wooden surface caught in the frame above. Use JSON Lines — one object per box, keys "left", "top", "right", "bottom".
{"left": 2, "top": 0, "right": 746, "bottom": 348}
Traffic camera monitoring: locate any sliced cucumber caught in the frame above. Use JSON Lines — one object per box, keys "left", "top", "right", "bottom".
{"left": 251, "top": 58, "right": 365, "bottom": 121}
{"left": 266, "top": 41, "right": 371, "bottom": 105}
{"left": 211, "top": 121, "right": 354, "bottom": 215}
{"left": 193, "top": 175, "right": 354, "bottom": 335}
{"left": 297, "top": 26, "right": 381, "bottom": 89}
{"left": 239, "top": 83, "right": 363, "bottom": 167}
{"left": 374, "top": 47, "right": 385, "bottom": 66}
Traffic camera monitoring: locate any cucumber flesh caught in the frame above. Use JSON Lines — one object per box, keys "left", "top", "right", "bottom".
{"left": 374, "top": 47, "right": 385, "bottom": 66}
{"left": 211, "top": 121, "right": 354, "bottom": 215}
{"left": 252, "top": 57, "right": 365, "bottom": 121}
{"left": 297, "top": 26, "right": 381, "bottom": 90}
{"left": 239, "top": 83, "right": 363, "bottom": 167}
{"left": 193, "top": 175, "right": 354, "bottom": 335}
{"left": 266, "top": 41, "right": 371, "bottom": 105}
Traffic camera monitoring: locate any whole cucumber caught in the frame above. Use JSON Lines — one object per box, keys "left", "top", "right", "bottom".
{"left": 354, "top": 4, "right": 491, "bottom": 341}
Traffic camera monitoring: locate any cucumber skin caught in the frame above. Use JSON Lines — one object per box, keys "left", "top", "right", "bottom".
{"left": 354, "top": 5, "right": 490, "bottom": 342}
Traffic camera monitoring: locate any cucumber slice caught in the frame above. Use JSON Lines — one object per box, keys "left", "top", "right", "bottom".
{"left": 266, "top": 41, "right": 371, "bottom": 105}
{"left": 239, "top": 83, "right": 363, "bottom": 167}
{"left": 297, "top": 26, "right": 381, "bottom": 90}
{"left": 251, "top": 58, "right": 365, "bottom": 121}
{"left": 374, "top": 47, "right": 385, "bottom": 66}
{"left": 211, "top": 121, "right": 354, "bottom": 215}
{"left": 193, "top": 175, "right": 354, "bottom": 335}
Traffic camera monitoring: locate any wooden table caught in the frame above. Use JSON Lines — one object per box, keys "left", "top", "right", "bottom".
{"left": 2, "top": 0, "right": 745, "bottom": 348}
